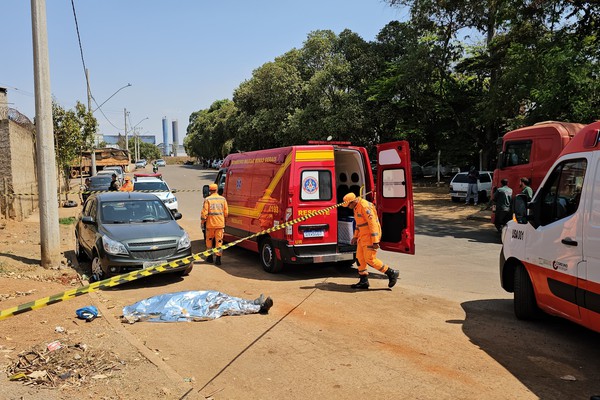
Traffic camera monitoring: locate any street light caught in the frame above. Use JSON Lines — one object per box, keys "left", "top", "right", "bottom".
{"left": 87, "top": 80, "right": 132, "bottom": 176}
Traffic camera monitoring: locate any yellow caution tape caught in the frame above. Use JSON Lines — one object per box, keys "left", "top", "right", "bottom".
{"left": 0, "top": 192, "right": 369, "bottom": 321}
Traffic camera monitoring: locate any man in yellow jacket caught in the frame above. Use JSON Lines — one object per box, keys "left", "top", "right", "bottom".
{"left": 343, "top": 192, "right": 399, "bottom": 289}
{"left": 201, "top": 183, "right": 228, "bottom": 265}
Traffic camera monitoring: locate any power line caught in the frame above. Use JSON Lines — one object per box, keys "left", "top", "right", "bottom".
{"left": 70, "top": 0, "right": 89, "bottom": 93}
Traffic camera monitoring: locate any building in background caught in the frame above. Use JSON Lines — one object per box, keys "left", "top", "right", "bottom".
{"left": 103, "top": 134, "right": 156, "bottom": 146}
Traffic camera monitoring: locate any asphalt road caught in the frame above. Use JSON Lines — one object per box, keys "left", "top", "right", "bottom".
{"left": 91, "top": 164, "right": 600, "bottom": 399}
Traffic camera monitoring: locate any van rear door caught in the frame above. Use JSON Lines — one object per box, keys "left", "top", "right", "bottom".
{"left": 375, "top": 141, "right": 415, "bottom": 254}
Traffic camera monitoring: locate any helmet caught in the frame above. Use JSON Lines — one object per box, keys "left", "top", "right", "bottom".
{"left": 343, "top": 192, "right": 357, "bottom": 204}
{"left": 209, "top": 183, "right": 218, "bottom": 191}
{"left": 124, "top": 176, "right": 131, "bottom": 181}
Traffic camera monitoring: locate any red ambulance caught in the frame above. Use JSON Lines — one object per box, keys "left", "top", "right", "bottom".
{"left": 203, "top": 141, "right": 415, "bottom": 272}
{"left": 501, "top": 120, "right": 600, "bottom": 333}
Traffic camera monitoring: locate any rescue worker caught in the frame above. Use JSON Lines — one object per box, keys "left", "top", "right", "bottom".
{"left": 119, "top": 176, "right": 134, "bottom": 192}
{"left": 492, "top": 178, "right": 513, "bottom": 232}
{"left": 201, "top": 183, "right": 228, "bottom": 265}
{"left": 519, "top": 177, "right": 533, "bottom": 202}
{"left": 342, "top": 192, "right": 399, "bottom": 289}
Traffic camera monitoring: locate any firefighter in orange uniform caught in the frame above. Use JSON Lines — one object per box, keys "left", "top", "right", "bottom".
{"left": 119, "top": 176, "right": 134, "bottom": 192}
{"left": 343, "top": 192, "right": 399, "bottom": 289}
{"left": 201, "top": 183, "right": 228, "bottom": 265}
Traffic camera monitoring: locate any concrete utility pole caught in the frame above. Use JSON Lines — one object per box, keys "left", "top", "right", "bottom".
{"left": 86, "top": 68, "right": 97, "bottom": 176}
{"left": 31, "top": 0, "right": 61, "bottom": 268}
{"left": 124, "top": 108, "right": 128, "bottom": 153}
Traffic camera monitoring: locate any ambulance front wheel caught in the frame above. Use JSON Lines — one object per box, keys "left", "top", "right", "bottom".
{"left": 514, "top": 264, "right": 539, "bottom": 319}
{"left": 260, "top": 238, "right": 284, "bottom": 273}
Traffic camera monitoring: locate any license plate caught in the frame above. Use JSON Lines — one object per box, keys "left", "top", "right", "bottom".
{"left": 143, "top": 261, "right": 164, "bottom": 269}
{"left": 450, "top": 192, "right": 466, "bottom": 197}
{"left": 303, "top": 230, "right": 324, "bottom": 238}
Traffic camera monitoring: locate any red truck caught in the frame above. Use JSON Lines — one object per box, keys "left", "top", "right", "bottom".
{"left": 493, "top": 121, "right": 585, "bottom": 195}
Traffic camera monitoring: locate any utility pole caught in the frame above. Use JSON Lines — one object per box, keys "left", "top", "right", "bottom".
{"left": 124, "top": 108, "right": 128, "bottom": 152}
{"left": 86, "top": 68, "right": 97, "bottom": 177}
{"left": 31, "top": 0, "right": 60, "bottom": 268}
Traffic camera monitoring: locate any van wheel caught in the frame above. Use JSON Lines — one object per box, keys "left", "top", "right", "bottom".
{"left": 260, "top": 238, "right": 284, "bottom": 273}
{"left": 514, "top": 264, "right": 538, "bottom": 319}
{"left": 451, "top": 197, "right": 460, "bottom": 203}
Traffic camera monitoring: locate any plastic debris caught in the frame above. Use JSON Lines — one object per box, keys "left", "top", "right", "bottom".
{"left": 47, "top": 340, "right": 62, "bottom": 351}
{"left": 76, "top": 305, "right": 99, "bottom": 322}
{"left": 560, "top": 375, "right": 577, "bottom": 381}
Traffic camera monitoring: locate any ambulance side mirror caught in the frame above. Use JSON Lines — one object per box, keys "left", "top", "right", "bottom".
{"left": 513, "top": 194, "right": 529, "bottom": 224}
{"left": 202, "top": 185, "right": 209, "bottom": 198}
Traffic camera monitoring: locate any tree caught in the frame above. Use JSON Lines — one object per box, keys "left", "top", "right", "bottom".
{"left": 52, "top": 101, "right": 97, "bottom": 195}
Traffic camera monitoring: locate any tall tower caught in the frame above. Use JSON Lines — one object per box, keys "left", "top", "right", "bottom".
{"left": 162, "top": 117, "right": 169, "bottom": 156}
{"left": 172, "top": 119, "right": 179, "bottom": 157}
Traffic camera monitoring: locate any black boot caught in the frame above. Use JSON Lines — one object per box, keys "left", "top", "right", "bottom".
{"left": 254, "top": 294, "right": 274, "bottom": 314}
{"left": 351, "top": 275, "right": 369, "bottom": 289}
{"left": 215, "top": 256, "right": 221, "bottom": 266}
{"left": 206, "top": 254, "right": 213, "bottom": 263}
{"left": 385, "top": 268, "right": 399, "bottom": 288}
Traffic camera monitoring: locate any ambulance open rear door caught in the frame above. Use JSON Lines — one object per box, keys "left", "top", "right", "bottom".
{"left": 376, "top": 141, "right": 415, "bottom": 255}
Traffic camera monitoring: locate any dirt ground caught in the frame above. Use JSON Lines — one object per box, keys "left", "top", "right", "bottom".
{"left": 0, "top": 186, "right": 491, "bottom": 400}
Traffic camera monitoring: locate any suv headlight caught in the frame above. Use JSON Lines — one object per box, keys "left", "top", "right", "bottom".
{"left": 178, "top": 232, "right": 191, "bottom": 250}
{"left": 164, "top": 197, "right": 176, "bottom": 204}
{"left": 102, "top": 235, "right": 128, "bottom": 255}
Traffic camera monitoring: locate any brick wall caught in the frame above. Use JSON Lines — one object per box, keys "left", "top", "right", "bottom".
{"left": 0, "top": 119, "right": 38, "bottom": 221}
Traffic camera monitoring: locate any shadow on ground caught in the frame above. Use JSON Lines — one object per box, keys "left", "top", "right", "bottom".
{"left": 459, "top": 299, "right": 600, "bottom": 399}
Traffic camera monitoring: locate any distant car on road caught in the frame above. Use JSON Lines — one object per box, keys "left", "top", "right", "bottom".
{"left": 102, "top": 166, "right": 125, "bottom": 182}
{"left": 449, "top": 171, "right": 494, "bottom": 203}
{"left": 155, "top": 159, "right": 166, "bottom": 167}
{"left": 135, "top": 160, "right": 146, "bottom": 169}
{"left": 75, "top": 192, "right": 192, "bottom": 280}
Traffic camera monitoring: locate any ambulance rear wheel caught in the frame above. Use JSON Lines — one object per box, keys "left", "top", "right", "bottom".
{"left": 260, "top": 238, "right": 284, "bottom": 273}
{"left": 514, "top": 264, "right": 538, "bottom": 319}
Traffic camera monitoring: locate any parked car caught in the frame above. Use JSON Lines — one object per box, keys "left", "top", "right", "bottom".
{"left": 133, "top": 173, "right": 178, "bottom": 212}
{"left": 411, "top": 161, "right": 424, "bottom": 179}
{"left": 155, "top": 159, "right": 166, "bottom": 167}
{"left": 421, "top": 160, "right": 460, "bottom": 177}
{"left": 83, "top": 175, "right": 113, "bottom": 202}
{"left": 102, "top": 166, "right": 125, "bottom": 182}
{"left": 449, "top": 170, "right": 494, "bottom": 203}
{"left": 75, "top": 192, "right": 192, "bottom": 279}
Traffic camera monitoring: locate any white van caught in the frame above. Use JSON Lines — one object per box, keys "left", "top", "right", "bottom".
{"left": 500, "top": 120, "right": 600, "bottom": 333}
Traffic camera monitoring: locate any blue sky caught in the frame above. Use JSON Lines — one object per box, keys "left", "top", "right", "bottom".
{"left": 1, "top": 1, "right": 407, "bottom": 145}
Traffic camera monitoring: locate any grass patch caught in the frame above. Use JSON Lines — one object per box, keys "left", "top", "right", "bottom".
{"left": 59, "top": 217, "right": 76, "bottom": 225}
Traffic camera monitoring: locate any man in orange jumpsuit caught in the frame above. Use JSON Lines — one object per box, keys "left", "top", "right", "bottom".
{"left": 343, "top": 192, "right": 399, "bottom": 289}
{"left": 201, "top": 183, "right": 228, "bottom": 265}
{"left": 119, "top": 176, "right": 134, "bottom": 192}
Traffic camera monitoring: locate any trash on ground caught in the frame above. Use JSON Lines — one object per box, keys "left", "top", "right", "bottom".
{"left": 6, "top": 340, "right": 123, "bottom": 388}
{"left": 560, "top": 375, "right": 577, "bottom": 381}
{"left": 122, "top": 290, "right": 273, "bottom": 323}
{"left": 75, "top": 305, "right": 100, "bottom": 322}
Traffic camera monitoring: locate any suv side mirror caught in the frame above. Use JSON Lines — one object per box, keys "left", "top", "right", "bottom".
{"left": 202, "top": 185, "right": 209, "bottom": 198}
{"left": 82, "top": 216, "right": 95, "bottom": 225}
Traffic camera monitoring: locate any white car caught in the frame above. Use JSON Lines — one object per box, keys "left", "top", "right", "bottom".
{"left": 133, "top": 174, "right": 178, "bottom": 212}
{"left": 100, "top": 166, "right": 125, "bottom": 182}
{"left": 449, "top": 171, "right": 494, "bottom": 203}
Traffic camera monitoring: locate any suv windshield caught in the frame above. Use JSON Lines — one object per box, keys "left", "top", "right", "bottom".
{"left": 134, "top": 181, "right": 169, "bottom": 191}
{"left": 100, "top": 199, "right": 172, "bottom": 223}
